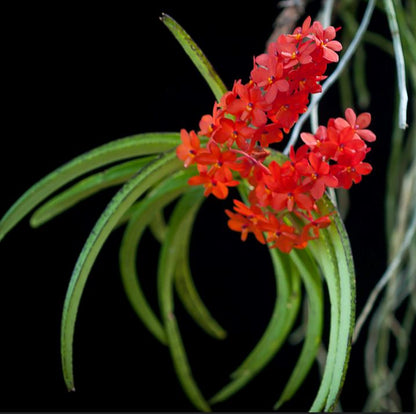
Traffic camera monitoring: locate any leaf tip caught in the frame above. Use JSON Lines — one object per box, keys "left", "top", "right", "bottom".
{"left": 29, "top": 214, "right": 42, "bottom": 229}
{"left": 159, "top": 12, "right": 171, "bottom": 23}
{"left": 273, "top": 400, "right": 283, "bottom": 410}
{"left": 217, "top": 330, "right": 227, "bottom": 340}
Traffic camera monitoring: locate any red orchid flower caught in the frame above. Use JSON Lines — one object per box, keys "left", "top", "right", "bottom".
{"left": 226, "top": 81, "right": 270, "bottom": 127}
{"left": 251, "top": 56, "right": 289, "bottom": 103}
{"left": 298, "top": 152, "right": 338, "bottom": 199}
{"left": 334, "top": 108, "right": 376, "bottom": 142}
{"left": 311, "top": 21, "right": 343, "bottom": 63}
{"left": 188, "top": 164, "right": 239, "bottom": 199}
{"left": 225, "top": 199, "right": 267, "bottom": 243}
{"left": 263, "top": 214, "right": 300, "bottom": 253}
{"left": 176, "top": 129, "right": 203, "bottom": 168}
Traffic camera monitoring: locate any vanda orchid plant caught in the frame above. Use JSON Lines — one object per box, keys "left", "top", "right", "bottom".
{"left": 1, "top": 1, "right": 415, "bottom": 411}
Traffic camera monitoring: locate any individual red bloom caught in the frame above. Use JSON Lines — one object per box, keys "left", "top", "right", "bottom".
{"left": 334, "top": 108, "right": 376, "bottom": 142}
{"left": 286, "top": 62, "right": 327, "bottom": 94}
{"left": 254, "top": 123, "right": 284, "bottom": 147}
{"left": 176, "top": 129, "right": 203, "bottom": 168}
{"left": 288, "top": 144, "right": 310, "bottom": 176}
{"left": 225, "top": 199, "right": 267, "bottom": 243}
{"left": 211, "top": 117, "right": 256, "bottom": 149}
{"left": 276, "top": 35, "right": 317, "bottom": 69}
{"left": 301, "top": 125, "right": 330, "bottom": 154}
{"left": 330, "top": 151, "right": 373, "bottom": 189}
{"left": 251, "top": 56, "right": 289, "bottom": 103}
{"left": 253, "top": 175, "right": 274, "bottom": 208}
{"left": 194, "top": 141, "right": 241, "bottom": 176}
{"left": 325, "top": 124, "right": 367, "bottom": 161}
{"left": 226, "top": 81, "right": 270, "bottom": 127}
{"left": 188, "top": 165, "right": 239, "bottom": 199}
{"left": 269, "top": 91, "right": 309, "bottom": 132}
{"left": 263, "top": 161, "right": 314, "bottom": 212}
{"left": 299, "top": 213, "right": 332, "bottom": 241}
{"left": 218, "top": 88, "right": 238, "bottom": 112}
{"left": 298, "top": 152, "right": 338, "bottom": 199}
{"left": 198, "top": 102, "right": 223, "bottom": 138}
{"left": 262, "top": 214, "right": 300, "bottom": 253}
{"left": 311, "top": 21, "right": 342, "bottom": 63}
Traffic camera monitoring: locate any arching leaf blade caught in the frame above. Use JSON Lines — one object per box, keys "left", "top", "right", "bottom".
{"left": 160, "top": 13, "right": 227, "bottom": 102}
{"left": 158, "top": 188, "right": 211, "bottom": 411}
{"left": 148, "top": 209, "right": 167, "bottom": 243}
{"left": 308, "top": 195, "right": 355, "bottom": 412}
{"left": 119, "top": 169, "right": 197, "bottom": 345}
{"left": 274, "top": 248, "right": 324, "bottom": 409}
{"left": 0, "top": 132, "right": 180, "bottom": 242}
{"left": 320, "top": 197, "right": 356, "bottom": 411}
{"left": 61, "top": 151, "right": 182, "bottom": 391}
{"left": 210, "top": 250, "right": 301, "bottom": 404}
{"left": 174, "top": 210, "right": 227, "bottom": 340}
{"left": 230, "top": 249, "right": 301, "bottom": 378}
{"left": 226, "top": 182, "right": 301, "bottom": 380}
{"left": 30, "top": 156, "right": 156, "bottom": 228}
{"left": 308, "top": 225, "right": 341, "bottom": 412}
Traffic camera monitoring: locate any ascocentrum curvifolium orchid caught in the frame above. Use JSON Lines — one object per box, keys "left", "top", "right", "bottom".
{"left": 0, "top": 12, "right": 376, "bottom": 412}
{"left": 177, "top": 16, "right": 375, "bottom": 253}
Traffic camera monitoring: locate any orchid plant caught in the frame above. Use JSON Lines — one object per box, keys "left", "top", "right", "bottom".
{"left": 1, "top": 0, "right": 415, "bottom": 411}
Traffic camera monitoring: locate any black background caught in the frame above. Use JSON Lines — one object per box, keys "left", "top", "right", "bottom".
{"left": 1, "top": 1, "right": 414, "bottom": 412}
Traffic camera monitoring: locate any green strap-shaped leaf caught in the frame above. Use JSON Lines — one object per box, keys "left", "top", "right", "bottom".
{"left": 30, "top": 156, "right": 156, "bottom": 227}
{"left": 160, "top": 13, "right": 228, "bottom": 102}
{"left": 210, "top": 249, "right": 301, "bottom": 404}
{"left": 157, "top": 188, "right": 211, "bottom": 412}
{"left": 121, "top": 168, "right": 226, "bottom": 342}
{"left": 308, "top": 229, "right": 340, "bottom": 412}
{"left": 174, "top": 209, "right": 227, "bottom": 340}
{"left": 61, "top": 150, "right": 182, "bottom": 391}
{"left": 231, "top": 249, "right": 301, "bottom": 378}
{"left": 208, "top": 180, "right": 300, "bottom": 404}
{"left": 119, "top": 169, "right": 196, "bottom": 345}
{"left": 148, "top": 209, "right": 167, "bottom": 243}
{"left": 274, "top": 248, "right": 324, "bottom": 409}
{"left": 322, "top": 199, "right": 355, "bottom": 411}
{"left": 308, "top": 195, "right": 356, "bottom": 412}
{"left": 0, "top": 132, "right": 180, "bottom": 241}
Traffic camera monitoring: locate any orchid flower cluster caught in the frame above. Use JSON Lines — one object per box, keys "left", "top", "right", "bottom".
{"left": 177, "top": 17, "right": 376, "bottom": 253}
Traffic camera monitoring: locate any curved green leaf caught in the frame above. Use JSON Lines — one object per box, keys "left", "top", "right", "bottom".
{"left": 0, "top": 132, "right": 180, "bottom": 241}
{"left": 61, "top": 151, "right": 182, "bottom": 391}
{"left": 274, "top": 248, "right": 324, "bottom": 409}
{"left": 210, "top": 249, "right": 301, "bottom": 404}
{"left": 119, "top": 169, "right": 196, "bottom": 345}
{"left": 157, "top": 188, "right": 211, "bottom": 411}
{"left": 174, "top": 209, "right": 227, "bottom": 340}
{"left": 160, "top": 13, "right": 228, "bottom": 102}
{"left": 321, "top": 199, "right": 356, "bottom": 411}
{"left": 308, "top": 224, "right": 341, "bottom": 411}
{"left": 121, "top": 168, "right": 226, "bottom": 342}
{"left": 30, "top": 156, "right": 156, "bottom": 228}
{"left": 308, "top": 195, "right": 356, "bottom": 412}
{"left": 148, "top": 209, "right": 167, "bottom": 243}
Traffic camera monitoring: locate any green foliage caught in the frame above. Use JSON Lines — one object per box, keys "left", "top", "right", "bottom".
{"left": 6, "top": 7, "right": 411, "bottom": 412}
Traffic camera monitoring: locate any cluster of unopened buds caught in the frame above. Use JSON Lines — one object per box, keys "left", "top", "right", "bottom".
{"left": 177, "top": 17, "right": 376, "bottom": 253}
